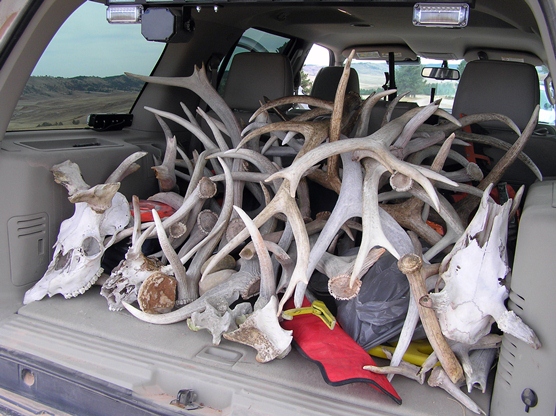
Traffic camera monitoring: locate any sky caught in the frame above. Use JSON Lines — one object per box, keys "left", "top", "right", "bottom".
{"left": 31, "top": 1, "right": 165, "bottom": 77}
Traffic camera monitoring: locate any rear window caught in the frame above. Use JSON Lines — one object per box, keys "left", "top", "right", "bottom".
{"left": 8, "top": 1, "right": 165, "bottom": 131}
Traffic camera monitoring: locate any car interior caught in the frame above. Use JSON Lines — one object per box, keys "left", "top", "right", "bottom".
{"left": 0, "top": 0, "right": 554, "bottom": 415}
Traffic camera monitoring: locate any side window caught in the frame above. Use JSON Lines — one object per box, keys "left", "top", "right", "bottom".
{"left": 8, "top": 1, "right": 165, "bottom": 131}
{"left": 300, "top": 44, "right": 331, "bottom": 95}
{"left": 217, "top": 28, "right": 292, "bottom": 95}
{"left": 538, "top": 67, "right": 555, "bottom": 125}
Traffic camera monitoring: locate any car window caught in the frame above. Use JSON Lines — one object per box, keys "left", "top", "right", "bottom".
{"left": 217, "top": 28, "right": 292, "bottom": 95}
{"left": 301, "top": 44, "right": 461, "bottom": 113}
{"left": 538, "top": 66, "right": 555, "bottom": 125}
{"left": 8, "top": 1, "right": 165, "bottom": 131}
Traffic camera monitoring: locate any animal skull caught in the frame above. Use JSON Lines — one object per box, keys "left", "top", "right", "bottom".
{"left": 24, "top": 183, "right": 130, "bottom": 304}
{"left": 427, "top": 184, "right": 541, "bottom": 349}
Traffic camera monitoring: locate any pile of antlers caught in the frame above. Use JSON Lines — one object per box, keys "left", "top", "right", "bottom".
{"left": 35, "top": 51, "right": 543, "bottom": 412}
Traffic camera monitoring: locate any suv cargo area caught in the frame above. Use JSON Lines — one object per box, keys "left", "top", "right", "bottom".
{"left": 0, "top": 1, "right": 555, "bottom": 415}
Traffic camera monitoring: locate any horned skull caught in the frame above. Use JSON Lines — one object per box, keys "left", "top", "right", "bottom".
{"left": 23, "top": 161, "right": 131, "bottom": 304}
{"left": 426, "top": 184, "right": 541, "bottom": 349}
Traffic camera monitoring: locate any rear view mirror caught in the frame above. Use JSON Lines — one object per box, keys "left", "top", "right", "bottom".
{"left": 421, "top": 66, "right": 460, "bottom": 80}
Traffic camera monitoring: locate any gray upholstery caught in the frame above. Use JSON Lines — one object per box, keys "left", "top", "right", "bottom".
{"left": 310, "top": 66, "right": 360, "bottom": 101}
{"left": 452, "top": 60, "right": 539, "bottom": 131}
{"left": 368, "top": 100, "right": 418, "bottom": 134}
{"left": 223, "top": 52, "right": 294, "bottom": 112}
{"left": 452, "top": 59, "right": 552, "bottom": 187}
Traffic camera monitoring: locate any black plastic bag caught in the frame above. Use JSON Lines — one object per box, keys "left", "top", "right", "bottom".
{"left": 335, "top": 251, "right": 410, "bottom": 350}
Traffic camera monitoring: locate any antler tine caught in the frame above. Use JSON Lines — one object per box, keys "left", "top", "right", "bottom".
{"left": 197, "top": 107, "right": 230, "bottom": 151}
{"left": 151, "top": 208, "right": 190, "bottom": 305}
{"left": 348, "top": 158, "right": 414, "bottom": 291}
{"left": 294, "top": 151, "right": 363, "bottom": 305}
{"left": 455, "top": 105, "right": 540, "bottom": 223}
{"left": 233, "top": 205, "right": 276, "bottom": 309}
{"left": 126, "top": 66, "right": 242, "bottom": 146}
{"left": 178, "top": 157, "right": 234, "bottom": 265}
{"left": 444, "top": 112, "right": 522, "bottom": 136}
{"left": 104, "top": 151, "right": 148, "bottom": 185}
{"left": 144, "top": 106, "right": 220, "bottom": 152}
{"left": 454, "top": 130, "right": 542, "bottom": 181}
{"left": 382, "top": 91, "right": 411, "bottom": 127}
{"left": 249, "top": 96, "right": 334, "bottom": 123}
{"left": 152, "top": 135, "right": 178, "bottom": 192}
{"left": 354, "top": 89, "right": 397, "bottom": 137}
{"left": 329, "top": 49, "right": 355, "bottom": 144}
{"left": 391, "top": 100, "right": 440, "bottom": 151}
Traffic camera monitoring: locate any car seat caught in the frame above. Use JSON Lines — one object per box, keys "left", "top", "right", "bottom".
{"left": 310, "top": 66, "right": 360, "bottom": 102}
{"left": 222, "top": 52, "right": 294, "bottom": 126}
{"left": 451, "top": 59, "right": 551, "bottom": 186}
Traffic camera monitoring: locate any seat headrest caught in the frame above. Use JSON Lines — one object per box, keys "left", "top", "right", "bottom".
{"left": 223, "top": 52, "right": 294, "bottom": 112}
{"left": 452, "top": 60, "right": 539, "bottom": 131}
{"left": 310, "top": 66, "right": 360, "bottom": 102}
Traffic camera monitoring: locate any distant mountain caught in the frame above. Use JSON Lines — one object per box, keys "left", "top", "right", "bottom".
{"left": 22, "top": 75, "right": 144, "bottom": 97}
{"left": 351, "top": 61, "right": 388, "bottom": 77}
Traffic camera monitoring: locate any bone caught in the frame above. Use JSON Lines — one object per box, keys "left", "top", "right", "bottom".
{"left": 454, "top": 105, "right": 540, "bottom": 223}
{"left": 398, "top": 253, "right": 464, "bottom": 384}
{"left": 467, "top": 348, "right": 498, "bottom": 393}
{"left": 151, "top": 135, "right": 178, "bottom": 192}
{"left": 152, "top": 208, "right": 190, "bottom": 305}
{"left": 427, "top": 367, "right": 486, "bottom": 415}
{"left": 430, "top": 184, "right": 541, "bottom": 349}
{"left": 363, "top": 347, "right": 425, "bottom": 384}
{"left": 104, "top": 151, "right": 148, "bottom": 184}
{"left": 122, "top": 266, "right": 259, "bottom": 324}
{"left": 25, "top": 162, "right": 131, "bottom": 304}
{"left": 137, "top": 271, "right": 177, "bottom": 314}
{"left": 100, "top": 197, "right": 160, "bottom": 311}
{"left": 51, "top": 160, "right": 91, "bottom": 196}
{"left": 188, "top": 302, "right": 252, "bottom": 345}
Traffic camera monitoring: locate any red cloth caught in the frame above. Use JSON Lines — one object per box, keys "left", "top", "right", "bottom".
{"left": 281, "top": 297, "right": 402, "bottom": 404}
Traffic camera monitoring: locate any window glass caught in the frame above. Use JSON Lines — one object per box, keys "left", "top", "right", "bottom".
{"left": 300, "top": 44, "right": 462, "bottom": 113}
{"left": 8, "top": 1, "right": 165, "bottom": 131}
{"left": 352, "top": 58, "right": 462, "bottom": 112}
{"left": 300, "top": 44, "right": 330, "bottom": 95}
{"left": 537, "top": 66, "right": 555, "bottom": 125}
{"left": 217, "top": 28, "right": 292, "bottom": 94}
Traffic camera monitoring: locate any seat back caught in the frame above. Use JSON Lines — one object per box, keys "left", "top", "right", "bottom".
{"left": 452, "top": 59, "right": 539, "bottom": 133}
{"left": 451, "top": 59, "right": 546, "bottom": 186}
{"left": 310, "top": 66, "right": 360, "bottom": 102}
{"left": 222, "top": 52, "right": 294, "bottom": 121}
{"left": 367, "top": 100, "right": 419, "bottom": 134}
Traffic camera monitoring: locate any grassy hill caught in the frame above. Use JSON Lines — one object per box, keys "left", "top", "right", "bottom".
{"left": 9, "top": 75, "right": 144, "bottom": 130}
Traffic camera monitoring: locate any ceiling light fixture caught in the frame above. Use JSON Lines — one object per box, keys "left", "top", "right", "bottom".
{"left": 413, "top": 3, "right": 469, "bottom": 28}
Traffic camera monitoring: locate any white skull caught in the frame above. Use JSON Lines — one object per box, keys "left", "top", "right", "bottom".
{"left": 23, "top": 186, "right": 130, "bottom": 304}
{"left": 428, "top": 184, "right": 540, "bottom": 349}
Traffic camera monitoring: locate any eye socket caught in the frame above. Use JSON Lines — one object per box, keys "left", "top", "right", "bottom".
{"left": 54, "top": 251, "right": 71, "bottom": 271}
{"left": 82, "top": 236, "right": 101, "bottom": 257}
